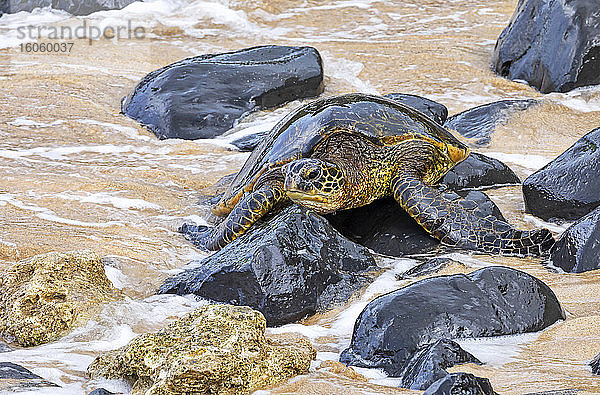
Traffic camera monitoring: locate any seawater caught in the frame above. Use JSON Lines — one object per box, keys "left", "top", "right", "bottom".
{"left": 1, "top": 0, "right": 600, "bottom": 393}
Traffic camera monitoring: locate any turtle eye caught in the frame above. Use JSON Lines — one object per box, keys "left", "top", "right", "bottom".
{"left": 306, "top": 168, "right": 320, "bottom": 180}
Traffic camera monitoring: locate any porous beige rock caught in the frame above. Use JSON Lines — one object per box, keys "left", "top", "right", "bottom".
{"left": 0, "top": 250, "right": 121, "bottom": 347}
{"left": 88, "top": 304, "right": 316, "bottom": 395}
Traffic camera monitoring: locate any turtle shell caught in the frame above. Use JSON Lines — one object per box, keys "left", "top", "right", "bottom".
{"left": 219, "top": 93, "right": 466, "bottom": 209}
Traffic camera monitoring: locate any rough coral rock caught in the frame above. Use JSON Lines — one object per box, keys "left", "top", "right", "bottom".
{"left": 0, "top": 250, "right": 121, "bottom": 347}
{"left": 88, "top": 304, "right": 316, "bottom": 395}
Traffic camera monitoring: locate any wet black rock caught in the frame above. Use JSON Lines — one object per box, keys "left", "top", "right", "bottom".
{"left": 400, "top": 257, "right": 465, "bottom": 279}
{"left": 491, "top": 0, "right": 600, "bottom": 93}
{"left": 384, "top": 93, "right": 448, "bottom": 125}
{"left": 444, "top": 99, "right": 538, "bottom": 146}
{"left": 3, "top": 0, "right": 137, "bottom": 15}
{"left": 423, "top": 372, "right": 497, "bottom": 395}
{"left": 0, "top": 362, "right": 58, "bottom": 392}
{"left": 123, "top": 46, "right": 324, "bottom": 140}
{"left": 88, "top": 389, "right": 116, "bottom": 395}
{"left": 325, "top": 189, "right": 505, "bottom": 257}
{"left": 0, "top": 341, "right": 11, "bottom": 352}
{"left": 591, "top": 352, "right": 600, "bottom": 375}
{"left": 549, "top": 206, "right": 600, "bottom": 273}
{"left": 400, "top": 339, "right": 481, "bottom": 390}
{"left": 442, "top": 152, "right": 520, "bottom": 191}
{"left": 523, "top": 127, "right": 600, "bottom": 221}
{"left": 160, "top": 205, "right": 375, "bottom": 326}
{"left": 325, "top": 197, "right": 438, "bottom": 257}
{"left": 340, "top": 266, "right": 563, "bottom": 376}
{"left": 230, "top": 130, "right": 269, "bottom": 152}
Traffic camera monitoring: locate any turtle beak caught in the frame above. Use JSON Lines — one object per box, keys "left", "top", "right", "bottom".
{"left": 284, "top": 176, "right": 298, "bottom": 192}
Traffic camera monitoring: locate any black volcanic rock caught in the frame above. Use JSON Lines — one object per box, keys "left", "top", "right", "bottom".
{"left": 444, "top": 99, "right": 538, "bottom": 146}
{"left": 325, "top": 197, "right": 438, "bottom": 257}
{"left": 230, "top": 130, "right": 269, "bottom": 152}
{"left": 2, "top": 0, "right": 137, "bottom": 15}
{"left": 88, "top": 389, "right": 116, "bottom": 395}
{"left": 400, "top": 257, "right": 466, "bottom": 279}
{"left": 400, "top": 339, "right": 481, "bottom": 390}
{"left": 0, "top": 362, "right": 58, "bottom": 392}
{"left": 325, "top": 189, "right": 505, "bottom": 257}
{"left": 123, "top": 46, "right": 324, "bottom": 140}
{"left": 340, "top": 266, "right": 563, "bottom": 376}
{"left": 491, "top": 0, "right": 600, "bottom": 93}
{"left": 161, "top": 205, "right": 375, "bottom": 326}
{"left": 592, "top": 352, "right": 600, "bottom": 375}
{"left": 423, "top": 372, "right": 497, "bottom": 395}
{"left": 549, "top": 206, "right": 600, "bottom": 273}
{"left": 384, "top": 93, "right": 448, "bottom": 125}
{"left": 0, "top": 341, "right": 11, "bottom": 352}
{"left": 523, "top": 127, "right": 600, "bottom": 221}
{"left": 442, "top": 152, "right": 520, "bottom": 191}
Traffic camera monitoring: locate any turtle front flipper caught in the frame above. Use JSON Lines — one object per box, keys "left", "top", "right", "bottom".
{"left": 391, "top": 175, "right": 555, "bottom": 256}
{"left": 181, "top": 185, "right": 286, "bottom": 251}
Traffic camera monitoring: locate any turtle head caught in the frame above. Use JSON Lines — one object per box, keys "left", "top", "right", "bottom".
{"left": 282, "top": 158, "right": 346, "bottom": 213}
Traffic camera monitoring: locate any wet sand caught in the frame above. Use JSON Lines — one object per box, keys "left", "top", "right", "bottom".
{"left": 1, "top": 0, "right": 600, "bottom": 393}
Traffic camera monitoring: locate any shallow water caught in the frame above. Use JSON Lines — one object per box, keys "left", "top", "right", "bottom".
{"left": 1, "top": 0, "right": 600, "bottom": 393}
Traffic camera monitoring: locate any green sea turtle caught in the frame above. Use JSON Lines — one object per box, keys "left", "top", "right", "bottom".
{"left": 182, "top": 93, "right": 554, "bottom": 255}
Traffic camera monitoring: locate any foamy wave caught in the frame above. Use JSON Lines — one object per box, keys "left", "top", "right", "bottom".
{"left": 455, "top": 331, "right": 543, "bottom": 366}
{"left": 0, "top": 0, "right": 283, "bottom": 48}
{"left": 485, "top": 152, "right": 552, "bottom": 172}
{"left": 55, "top": 191, "right": 162, "bottom": 210}
{"left": 548, "top": 85, "right": 600, "bottom": 113}
{"left": 322, "top": 51, "right": 379, "bottom": 94}
{"left": 0, "top": 7, "right": 72, "bottom": 49}
{"left": 288, "top": 0, "right": 384, "bottom": 12}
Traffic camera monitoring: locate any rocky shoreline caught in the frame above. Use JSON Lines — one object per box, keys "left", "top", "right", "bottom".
{"left": 1, "top": 0, "right": 600, "bottom": 393}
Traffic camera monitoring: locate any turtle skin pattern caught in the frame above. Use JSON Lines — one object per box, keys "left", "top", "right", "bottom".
{"left": 392, "top": 176, "right": 555, "bottom": 255}
{"left": 181, "top": 185, "right": 286, "bottom": 251}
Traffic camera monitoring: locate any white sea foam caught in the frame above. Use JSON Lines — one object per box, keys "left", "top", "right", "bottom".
{"left": 0, "top": 7, "right": 72, "bottom": 49}
{"left": 454, "top": 331, "right": 542, "bottom": 366}
{"left": 1, "top": 0, "right": 287, "bottom": 49}
{"left": 180, "top": 214, "right": 209, "bottom": 226}
{"left": 219, "top": 107, "right": 291, "bottom": 142}
{"left": 7, "top": 117, "right": 65, "bottom": 128}
{"left": 55, "top": 191, "right": 161, "bottom": 210}
{"left": 288, "top": 0, "right": 384, "bottom": 13}
{"left": 322, "top": 51, "right": 379, "bottom": 94}
{"left": 548, "top": 85, "right": 600, "bottom": 113}
{"left": 0, "top": 142, "right": 172, "bottom": 161}
{"left": 104, "top": 265, "right": 128, "bottom": 289}
{"left": 484, "top": 152, "right": 552, "bottom": 172}
{"left": 351, "top": 366, "right": 404, "bottom": 387}
{"left": 524, "top": 214, "right": 572, "bottom": 235}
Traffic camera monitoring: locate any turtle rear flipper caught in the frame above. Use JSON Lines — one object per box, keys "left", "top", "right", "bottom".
{"left": 392, "top": 175, "right": 555, "bottom": 256}
{"left": 181, "top": 184, "right": 286, "bottom": 251}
